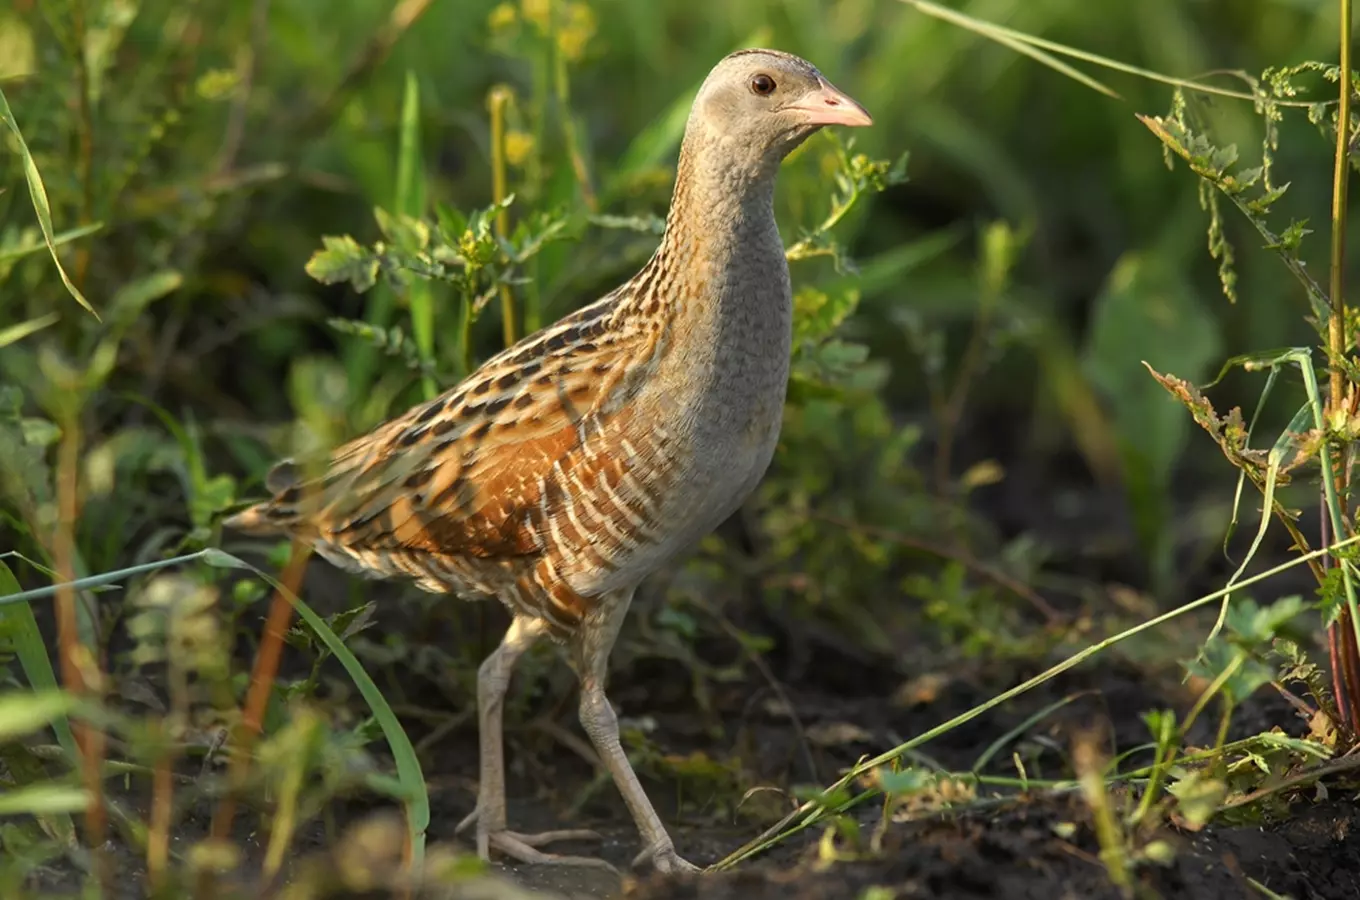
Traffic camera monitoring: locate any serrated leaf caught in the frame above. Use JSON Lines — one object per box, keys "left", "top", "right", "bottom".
{"left": 1167, "top": 771, "right": 1227, "bottom": 830}
{"left": 374, "top": 207, "right": 430, "bottom": 254}
{"left": 330, "top": 601, "right": 377, "bottom": 643}
{"left": 305, "top": 235, "right": 380, "bottom": 292}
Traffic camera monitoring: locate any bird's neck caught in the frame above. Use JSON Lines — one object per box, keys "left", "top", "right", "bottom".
{"left": 619, "top": 126, "right": 794, "bottom": 401}
{"left": 657, "top": 130, "right": 781, "bottom": 271}
{"left": 616, "top": 126, "right": 791, "bottom": 357}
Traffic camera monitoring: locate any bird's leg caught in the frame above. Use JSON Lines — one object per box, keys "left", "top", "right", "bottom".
{"left": 572, "top": 591, "right": 702, "bottom": 875}
{"left": 456, "top": 615, "right": 606, "bottom": 868}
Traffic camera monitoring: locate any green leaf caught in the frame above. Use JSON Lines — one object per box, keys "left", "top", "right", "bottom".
{"left": 305, "top": 235, "right": 380, "bottom": 292}
{"left": 793, "top": 285, "right": 861, "bottom": 345}
{"left": 0, "top": 223, "right": 103, "bottom": 265}
{"left": 374, "top": 208, "right": 430, "bottom": 255}
{"left": 0, "top": 784, "right": 89, "bottom": 817}
{"left": 0, "top": 561, "right": 76, "bottom": 764}
{"left": 0, "top": 690, "right": 77, "bottom": 743}
{"left": 875, "top": 767, "right": 933, "bottom": 796}
{"left": 0, "top": 87, "right": 98, "bottom": 318}
{"left": 1227, "top": 595, "right": 1308, "bottom": 646}
{"left": 1167, "top": 771, "right": 1227, "bottom": 829}
{"left": 331, "top": 601, "right": 377, "bottom": 643}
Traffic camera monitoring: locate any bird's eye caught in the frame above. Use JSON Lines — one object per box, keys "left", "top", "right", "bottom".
{"left": 750, "top": 73, "right": 777, "bottom": 96}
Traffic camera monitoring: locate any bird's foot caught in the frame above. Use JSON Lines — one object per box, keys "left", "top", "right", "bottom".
{"left": 482, "top": 829, "right": 616, "bottom": 871}
{"left": 632, "top": 839, "right": 702, "bottom": 874}
{"left": 455, "top": 809, "right": 609, "bottom": 869}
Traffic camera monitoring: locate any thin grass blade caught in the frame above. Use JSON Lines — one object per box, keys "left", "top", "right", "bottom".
{"left": 0, "top": 87, "right": 99, "bottom": 319}
{"left": 396, "top": 70, "right": 437, "bottom": 400}
{"left": 0, "top": 784, "right": 90, "bottom": 817}
{"left": 0, "top": 561, "right": 77, "bottom": 761}
{"left": 0, "top": 313, "right": 59, "bottom": 349}
{"left": 898, "top": 0, "right": 1311, "bottom": 106}
{"left": 0, "top": 223, "right": 103, "bottom": 264}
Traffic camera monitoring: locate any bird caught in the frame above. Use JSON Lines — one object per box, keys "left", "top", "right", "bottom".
{"left": 223, "top": 48, "right": 872, "bottom": 874}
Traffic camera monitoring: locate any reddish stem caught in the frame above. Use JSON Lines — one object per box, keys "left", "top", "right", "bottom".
{"left": 207, "top": 543, "right": 312, "bottom": 843}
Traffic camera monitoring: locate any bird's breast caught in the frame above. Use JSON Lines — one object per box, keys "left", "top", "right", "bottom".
{"left": 553, "top": 216, "right": 794, "bottom": 595}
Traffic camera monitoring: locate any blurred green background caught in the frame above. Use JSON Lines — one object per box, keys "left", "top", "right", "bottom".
{"left": 0, "top": 0, "right": 1350, "bottom": 638}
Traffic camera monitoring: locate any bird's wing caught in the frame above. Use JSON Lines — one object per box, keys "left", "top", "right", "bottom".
{"left": 225, "top": 287, "right": 665, "bottom": 566}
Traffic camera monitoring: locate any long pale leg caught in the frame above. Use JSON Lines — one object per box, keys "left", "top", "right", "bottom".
{"left": 571, "top": 591, "right": 701, "bottom": 874}
{"left": 456, "top": 615, "right": 606, "bottom": 867}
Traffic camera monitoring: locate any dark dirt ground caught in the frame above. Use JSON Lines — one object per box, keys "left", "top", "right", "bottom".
{"left": 16, "top": 462, "right": 1360, "bottom": 899}
{"left": 251, "top": 647, "right": 1360, "bottom": 899}
{"left": 244, "top": 596, "right": 1360, "bottom": 899}
{"left": 34, "top": 648, "right": 1359, "bottom": 900}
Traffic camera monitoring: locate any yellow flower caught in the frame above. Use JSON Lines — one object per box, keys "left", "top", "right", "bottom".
{"left": 504, "top": 130, "right": 535, "bottom": 168}
{"left": 556, "top": 2, "right": 596, "bottom": 62}
{"left": 521, "top": 0, "right": 550, "bottom": 31}
{"left": 487, "top": 2, "right": 518, "bottom": 33}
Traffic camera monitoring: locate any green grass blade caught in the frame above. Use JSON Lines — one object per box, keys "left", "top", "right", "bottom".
{"left": 0, "top": 561, "right": 77, "bottom": 762}
{"left": 984, "top": 30, "right": 1120, "bottom": 100}
{"left": 0, "top": 784, "right": 90, "bottom": 817}
{"left": 0, "top": 86, "right": 99, "bottom": 319}
{"left": 395, "top": 70, "right": 436, "bottom": 400}
{"left": 0, "top": 313, "right": 59, "bottom": 349}
{"left": 202, "top": 549, "right": 428, "bottom": 868}
{"left": 969, "top": 692, "right": 1088, "bottom": 774}
{"left": 0, "top": 690, "right": 77, "bottom": 743}
{"left": 0, "top": 550, "right": 217, "bottom": 608}
{"left": 899, "top": 0, "right": 1120, "bottom": 98}
{"left": 0, "top": 222, "right": 103, "bottom": 264}
{"left": 898, "top": 0, "right": 1316, "bottom": 107}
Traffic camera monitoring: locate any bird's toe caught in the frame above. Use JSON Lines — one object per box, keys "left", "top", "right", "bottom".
{"left": 483, "top": 829, "right": 615, "bottom": 871}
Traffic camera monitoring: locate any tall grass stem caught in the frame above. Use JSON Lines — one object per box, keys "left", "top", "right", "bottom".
{"left": 489, "top": 85, "right": 517, "bottom": 348}
{"left": 1326, "top": 0, "right": 1360, "bottom": 725}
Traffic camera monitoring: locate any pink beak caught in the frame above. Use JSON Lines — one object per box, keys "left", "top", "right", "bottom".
{"left": 784, "top": 79, "right": 873, "bottom": 128}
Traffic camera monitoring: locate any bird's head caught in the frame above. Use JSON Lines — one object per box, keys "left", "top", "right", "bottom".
{"left": 687, "top": 49, "right": 872, "bottom": 167}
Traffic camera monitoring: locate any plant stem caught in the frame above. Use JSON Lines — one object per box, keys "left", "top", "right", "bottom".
{"left": 1331, "top": 4, "right": 1353, "bottom": 413}
{"left": 54, "top": 412, "right": 109, "bottom": 893}
{"left": 1328, "top": 0, "right": 1360, "bottom": 728}
{"left": 71, "top": 0, "right": 95, "bottom": 290}
{"left": 489, "top": 85, "right": 517, "bottom": 347}
{"left": 203, "top": 542, "right": 312, "bottom": 893}
{"left": 549, "top": 1, "right": 596, "bottom": 211}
